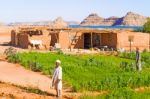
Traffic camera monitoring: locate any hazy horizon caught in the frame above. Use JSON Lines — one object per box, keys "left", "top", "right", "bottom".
{"left": 0, "top": 0, "right": 149, "bottom": 23}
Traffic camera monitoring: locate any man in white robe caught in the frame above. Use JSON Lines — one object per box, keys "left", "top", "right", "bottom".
{"left": 51, "top": 60, "right": 62, "bottom": 97}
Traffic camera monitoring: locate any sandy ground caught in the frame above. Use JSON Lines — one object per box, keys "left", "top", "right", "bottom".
{"left": 0, "top": 61, "right": 78, "bottom": 99}
{"left": 0, "top": 82, "right": 54, "bottom": 99}
{"left": 0, "top": 61, "right": 54, "bottom": 93}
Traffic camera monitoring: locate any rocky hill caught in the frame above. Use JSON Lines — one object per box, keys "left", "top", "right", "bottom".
{"left": 51, "top": 17, "right": 68, "bottom": 28}
{"left": 80, "top": 12, "right": 148, "bottom": 26}
{"left": 80, "top": 13, "right": 104, "bottom": 26}
{"left": 103, "top": 16, "right": 119, "bottom": 26}
{"left": 121, "top": 12, "right": 147, "bottom": 26}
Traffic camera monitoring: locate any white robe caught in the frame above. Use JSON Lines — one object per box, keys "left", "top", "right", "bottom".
{"left": 52, "top": 66, "right": 62, "bottom": 90}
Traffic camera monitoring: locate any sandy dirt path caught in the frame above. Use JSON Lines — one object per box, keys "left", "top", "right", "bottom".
{"left": 0, "top": 82, "right": 54, "bottom": 99}
{"left": 0, "top": 61, "right": 59, "bottom": 97}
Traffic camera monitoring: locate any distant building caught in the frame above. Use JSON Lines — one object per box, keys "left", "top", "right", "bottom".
{"left": 11, "top": 27, "right": 149, "bottom": 51}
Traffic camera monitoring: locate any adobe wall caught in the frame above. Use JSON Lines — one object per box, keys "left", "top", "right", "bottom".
{"left": 59, "top": 31, "right": 84, "bottom": 49}
{"left": 29, "top": 30, "right": 51, "bottom": 49}
{"left": 17, "top": 33, "right": 29, "bottom": 48}
{"left": 58, "top": 31, "right": 117, "bottom": 49}
{"left": 117, "top": 31, "right": 149, "bottom": 51}
{"left": 59, "top": 32, "right": 70, "bottom": 49}
{"left": 50, "top": 33, "right": 59, "bottom": 47}
{"left": 101, "top": 33, "right": 117, "bottom": 48}
{"left": 11, "top": 30, "right": 17, "bottom": 45}
{"left": 74, "top": 32, "right": 84, "bottom": 49}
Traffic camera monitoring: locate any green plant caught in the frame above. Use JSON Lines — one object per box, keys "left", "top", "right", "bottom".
{"left": 143, "top": 18, "right": 150, "bottom": 33}
{"left": 4, "top": 47, "right": 17, "bottom": 57}
{"left": 28, "top": 61, "right": 42, "bottom": 72}
{"left": 56, "top": 49, "right": 64, "bottom": 55}
{"left": 8, "top": 52, "right": 150, "bottom": 92}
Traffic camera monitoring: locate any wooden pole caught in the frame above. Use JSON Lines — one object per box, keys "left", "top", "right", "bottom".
{"left": 91, "top": 32, "right": 93, "bottom": 49}
{"left": 130, "top": 41, "right": 131, "bottom": 52}
{"left": 68, "top": 31, "right": 72, "bottom": 51}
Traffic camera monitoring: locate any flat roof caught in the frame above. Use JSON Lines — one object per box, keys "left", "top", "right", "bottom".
{"left": 17, "top": 26, "right": 133, "bottom": 34}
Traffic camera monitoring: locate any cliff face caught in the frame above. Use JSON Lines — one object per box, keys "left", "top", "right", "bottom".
{"left": 103, "top": 16, "right": 119, "bottom": 26}
{"left": 80, "top": 12, "right": 148, "bottom": 26}
{"left": 80, "top": 14, "right": 119, "bottom": 26}
{"left": 122, "top": 12, "right": 147, "bottom": 26}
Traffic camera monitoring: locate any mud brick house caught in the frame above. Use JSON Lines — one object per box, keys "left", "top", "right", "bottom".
{"left": 11, "top": 26, "right": 50, "bottom": 49}
{"left": 49, "top": 28, "right": 149, "bottom": 51}
{"left": 11, "top": 27, "right": 150, "bottom": 51}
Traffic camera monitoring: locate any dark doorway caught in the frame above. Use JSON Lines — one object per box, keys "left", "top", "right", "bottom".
{"left": 84, "top": 33, "right": 91, "bottom": 49}
{"left": 93, "top": 33, "right": 100, "bottom": 48}
{"left": 84, "top": 33, "right": 101, "bottom": 49}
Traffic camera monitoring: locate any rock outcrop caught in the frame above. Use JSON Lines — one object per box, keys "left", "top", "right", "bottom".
{"left": 121, "top": 12, "right": 147, "bottom": 26}
{"left": 80, "top": 12, "right": 148, "bottom": 26}
{"left": 103, "top": 16, "right": 119, "bottom": 26}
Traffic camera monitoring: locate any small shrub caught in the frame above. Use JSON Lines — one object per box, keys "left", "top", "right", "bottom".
{"left": 143, "top": 49, "right": 148, "bottom": 53}
{"left": 56, "top": 49, "right": 64, "bottom": 55}
{"left": 28, "top": 61, "right": 42, "bottom": 72}
{"left": 4, "top": 47, "right": 17, "bottom": 57}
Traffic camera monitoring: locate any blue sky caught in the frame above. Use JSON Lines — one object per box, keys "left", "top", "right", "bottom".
{"left": 0, "top": 0, "right": 149, "bottom": 23}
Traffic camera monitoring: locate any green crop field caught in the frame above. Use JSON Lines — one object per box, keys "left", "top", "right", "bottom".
{"left": 80, "top": 87, "right": 150, "bottom": 99}
{"left": 7, "top": 51, "right": 150, "bottom": 98}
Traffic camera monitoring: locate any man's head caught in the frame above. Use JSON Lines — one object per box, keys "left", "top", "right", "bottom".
{"left": 136, "top": 47, "right": 139, "bottom": 51}
{"left": 56, "top": 60, "right": 61, "bottom": 67}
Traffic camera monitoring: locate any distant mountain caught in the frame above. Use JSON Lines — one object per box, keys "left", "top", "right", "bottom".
{"left": 103, "top": 16, "right": 119, "bottom": 26}
{"left": 121, "top": 12, "right": 147, "bottom": 26}
{"left": 7, "top": 12, "right": 148, "bottom": 27}
{"left": 80, "top": 12, "right": 148, "bottom": 26}
{"left": 8, "top": 20, "right": 79, "bottom": 27}
{"left": 51, "top": 17, "right": 68, "bottom": 28}
{"left": 8, "top": 21, "right": 52, "bottom": 26}
{"left": 80, "top": 13, "right": 104, "bottom": 26}
{"left": 8, "top": 17, "right": 68, "bottom": 28}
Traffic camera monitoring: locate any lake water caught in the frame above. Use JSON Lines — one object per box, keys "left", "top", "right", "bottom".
{"left": 69, "top": 25, "right": 143, "bottom": 30}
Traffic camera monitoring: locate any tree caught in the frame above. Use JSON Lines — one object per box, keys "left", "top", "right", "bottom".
{"left": 143, "top": 18, "right": 150, "bottom": 51}
{"left": 143, "top": 18, "right": 150, "bottom": 32}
